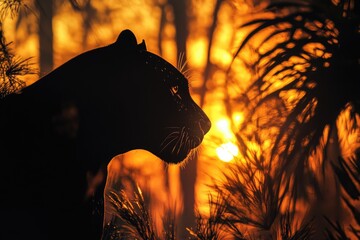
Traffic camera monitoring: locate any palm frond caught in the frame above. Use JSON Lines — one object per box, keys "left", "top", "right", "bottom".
{"left": 332, "top": 151, "right": 360, "bottom": 227}
{"left": 332, "top": 156, "right": 360, "bottom": 200}
{"left": 324, "top": 217, "right": 354, "bottom": 240}
{"left": 229, "top": 0, "right": 359, "bottom": 202}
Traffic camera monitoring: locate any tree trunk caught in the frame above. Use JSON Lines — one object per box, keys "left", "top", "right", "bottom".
{"left": 168, "top": 0, "right": 188, "bottom": 61}
{"left": 167, "top": 0, "right": 194, "bottom": 238}
{"left": 37, "top": 0, "right": 53, "bottom": 77}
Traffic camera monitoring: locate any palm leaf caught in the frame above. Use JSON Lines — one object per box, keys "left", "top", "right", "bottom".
{"left": 332, "top": 156, "right": 360, "bottom": 200}
{"left": 333, "top": 152, "right": 360, "bottom": 226}
{"left": 229, "top": 0, "right": 359, "bottom": 199}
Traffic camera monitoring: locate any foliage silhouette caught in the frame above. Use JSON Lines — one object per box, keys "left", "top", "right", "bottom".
{"left": 187, "top": 194, "right": 236, "bottom": 240}
{"left": 211, "top": 134, "right": 315, "bottom": 239}
{"left": 229, "top": 0, "right": 359, "bottom": 196}
{"left": 0, "top": 24, "right": 34, "bottom": 98}
{"left": 224, "top": 0, "right": 359, "bottom": 238}
{"left": 331, "top": 152, "right": 360, "bottom": 238}
{"left": 0, "top": 0, "right": 26, "bottom": 19}
{"left": 105, "top": 188, "right": 159, "bottom": 240}
{"left": 104, "top": 186, "right": 246, "bottom": 240}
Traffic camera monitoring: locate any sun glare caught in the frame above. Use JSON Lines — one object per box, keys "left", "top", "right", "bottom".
{"left": 213, "top": 118, "right": 241, "bottom": 162}
{"left": 216, "top": 142, "right": 239, "bottom": 162}
{"left": 215, "top": 118, "right": 233, "bottom": 139}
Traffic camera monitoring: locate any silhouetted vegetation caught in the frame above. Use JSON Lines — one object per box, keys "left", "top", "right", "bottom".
{"left": 225, "top": 0, "right": 360, "bottom": 238}
{"left": 105, "top": 188, "right": 159, "bottom": 240}
{"left": 0, "top": 1, "right": 34, "bottom": 98}
{"left": 0, "top": 30, "right": 32, "bottom": 97}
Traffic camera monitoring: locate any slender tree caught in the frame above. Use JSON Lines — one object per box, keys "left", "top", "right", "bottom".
{"left": 36, "top": 0, "right": 53, "bottom": 77}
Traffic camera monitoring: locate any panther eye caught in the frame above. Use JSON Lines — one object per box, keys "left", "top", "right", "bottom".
{"left": 171, "top": 85, "right": 179, "bottom": 95}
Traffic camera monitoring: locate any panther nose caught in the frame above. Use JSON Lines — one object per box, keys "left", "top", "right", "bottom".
{"left": 199, "top": 118, "right": 211, "bottom": 135}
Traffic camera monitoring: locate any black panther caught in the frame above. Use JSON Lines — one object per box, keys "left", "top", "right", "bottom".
{"left": 0, "top": 29, "right": 211, "bottom": 239}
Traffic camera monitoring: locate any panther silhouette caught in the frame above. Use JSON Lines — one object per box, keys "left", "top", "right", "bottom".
{"left": 0, "top": 29, "right": 210, "bottom": 239}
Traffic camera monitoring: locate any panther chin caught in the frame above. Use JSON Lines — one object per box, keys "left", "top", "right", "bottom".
{"left": 158, "top": 147, "right": 197, "bottom": 164}
{"left": 157, "top": 129, "right": 204, "bottom": 164}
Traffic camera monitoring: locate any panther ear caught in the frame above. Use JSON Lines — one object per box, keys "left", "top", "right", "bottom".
{"left": 116, "top": 29, "right": 137, "bottom": 49}
{"left": 138, "top": 40, "right": 147, "bottom": 51}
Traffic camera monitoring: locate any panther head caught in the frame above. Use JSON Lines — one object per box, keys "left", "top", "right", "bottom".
{"left": 109, "top": 30, "right": 211, "bottom": 164}
{"left": 19, "top": 29, "right": 211, "bottom": 166}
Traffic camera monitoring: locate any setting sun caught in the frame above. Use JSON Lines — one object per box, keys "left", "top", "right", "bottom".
{"left": 215, "top": 118, "right": 233, "bottom": 138}
{"left": 216, "top": 142, "right": 239, "bottom": 162}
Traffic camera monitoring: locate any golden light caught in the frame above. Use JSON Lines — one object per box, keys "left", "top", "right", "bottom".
{"left": 215, "top": 118, "right": 233, "bottom": 139}
{"left": 187, "top": 37, "right": 207, "bottom": 68}
{"left": 232, "top": 112, "right": 244, "bottom": 128}
{"left": 216, "top": 142, "right": 239, "bottom": 162}
{"left": 213, "top": 118, "right": 240, "bottom": 162}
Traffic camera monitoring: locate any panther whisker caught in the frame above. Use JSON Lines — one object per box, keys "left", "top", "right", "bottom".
{"left": 160, "top": 127, "right": 181, "bottom": 147}
{"left": 192, "top": 148, "right": 199, "bottom": 160}
{"left": 180, "top": 68, "right": 192, "bottom": 77}
{"left": 160, "top": 132, "right": 180, "bottom": 151}
{"left": 184, "top": 134, "right": 191, "bottom": 151}
{"left": 171, "top": 137, "right": 181, "bottom": 154}
{"left": 183, "top": 136, "right": 191, "bottom": 156}
{"left": 171, "top": 143, "right": 178, "bottom": 155}
{"left": 172, "top": 127, "right": 185, "bottom": 154}
{"left": 188, "top": 143, "right": 199, "bottom": 161}
{"left": 176, "top": 133, "right": 186, "bottom": 155}
{"left": 177, "top": 52, "right": 187, "bottom": 73}
{"left": 177, "top": 128, "right": 188, "bottom": 155}
{"left": 160, "top": 131, "right": 179, "bottom": 147}
{"left": 160, "top": 136, "right": 179, "bottom": 153}
{"left": 177, "top": 128, "right": 189, "bottom": 154}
